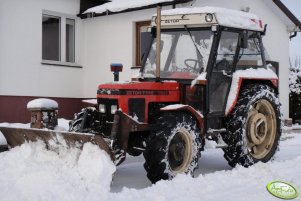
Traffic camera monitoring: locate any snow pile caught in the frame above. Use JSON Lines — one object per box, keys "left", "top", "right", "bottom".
{"left": 0, "top": 119, "right": 300, "bottom": 200}
{"left": 27, "top": 98, "right": 58, "bottom": 109}
{"left": 160, "top": 7, "right": 264, "bottom": 31}
{"left": 56, "top": 118, "right": 70, "bottom": 130}
{"left": 0, "top": 141, "right": 116, "bottom": 201}
{"left": 84, "top": 0, "right": 173, "bottom": 14}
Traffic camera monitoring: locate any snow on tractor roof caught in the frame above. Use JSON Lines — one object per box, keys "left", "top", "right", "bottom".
{"left": 155, "top": 7, "right": 265, "bottom": 32}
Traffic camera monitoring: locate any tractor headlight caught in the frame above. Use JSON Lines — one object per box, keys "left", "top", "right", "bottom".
{"left": 111, "top": 105, "right": 118, "bottom": 114}
{"left": 99, "top": 104, "right": 106, "bottom": 113}
{"left": 205, "top": 13, "right": 213, "bottom": 22}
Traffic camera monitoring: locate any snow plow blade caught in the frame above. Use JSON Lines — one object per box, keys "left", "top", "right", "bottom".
{"left": 0, "top": 127, "right": 114, "bottom": 160}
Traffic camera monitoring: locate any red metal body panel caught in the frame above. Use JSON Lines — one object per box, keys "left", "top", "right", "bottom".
{"left": 98, "top": 81, "right": 179, "bottom": 90}
{"left": 161, "top": 105, "right": 204, "bottom": 129}
{"left": 226, "top": 77, "right": 278, "bottom": 116}
{"left": 97, "top": 82, "right": 180, "bottom": 122}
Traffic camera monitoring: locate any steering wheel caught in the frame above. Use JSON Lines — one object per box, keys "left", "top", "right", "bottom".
{"left": 184, "top": 59, "right": 199, "bottom": 73}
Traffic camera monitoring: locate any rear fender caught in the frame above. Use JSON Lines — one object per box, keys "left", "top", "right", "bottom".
{"left": 225, "top": 70, "right": 278, "bottom": 116}
{"left": 160, "top": 104, "right": 204, "bottom": 131}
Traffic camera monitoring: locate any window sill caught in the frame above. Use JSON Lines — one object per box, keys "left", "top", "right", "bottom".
{"left": 42, "top": 60, "right": 82, "bottom": 68}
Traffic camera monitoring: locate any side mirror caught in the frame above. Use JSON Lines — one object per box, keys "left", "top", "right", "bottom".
{"left": 241, "top": 32, "right": 248, "bottom": 49}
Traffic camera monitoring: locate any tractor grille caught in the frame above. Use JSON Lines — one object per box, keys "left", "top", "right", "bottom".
{"left": 128, "top": 98, "right": 145, "bottom": 122}
{"left": 98, "top": 98, "right": 118, "bottom": 122}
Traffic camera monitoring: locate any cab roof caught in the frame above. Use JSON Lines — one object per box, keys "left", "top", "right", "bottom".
{"left": 152, "top": 6, "right": 264, "bottom": 32}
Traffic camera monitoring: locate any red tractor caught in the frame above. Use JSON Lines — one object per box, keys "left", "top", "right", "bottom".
{"left": 68, "top": 7, "right": 281, "bottom": 183}
{"left": 0, "top": 7, "right": 281, "bottom": 184}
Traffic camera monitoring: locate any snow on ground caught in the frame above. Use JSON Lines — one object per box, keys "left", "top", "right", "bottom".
{"left": 0, "top": 120, "right": 301, "bottom": 201}
{"left": 0, "top": 142, "right": 115, "bottom": 201}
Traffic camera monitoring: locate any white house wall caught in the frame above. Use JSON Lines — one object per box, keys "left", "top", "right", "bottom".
{"left": 0, "top": 0, "right": 83, "bottom": 98}
{"left": 81, "top": 0, "right": 290, "bottom": 117}
{"left": 81, "top": 6, "right": 173, "bottom": 97}
{"left": 0, "top": 0, "right": 291, "bottom": 118}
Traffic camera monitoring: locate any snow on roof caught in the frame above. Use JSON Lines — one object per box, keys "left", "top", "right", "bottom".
{"left": 27, "top": 98, "right": 58, "bottom": 110}
{"left": 158, "top": 7, "right": 264, "bottom": 31}
{"left": 83, "top": 0, "right": 173, "bottom": 14}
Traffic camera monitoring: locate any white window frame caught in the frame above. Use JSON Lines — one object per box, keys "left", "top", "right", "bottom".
{"left": 42, "top": 10, "right": 81, "bottom": 68}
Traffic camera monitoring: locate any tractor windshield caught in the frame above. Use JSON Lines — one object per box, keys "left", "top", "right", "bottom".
{"left": 142, "top": 29, "right": 213, "bottom": 79}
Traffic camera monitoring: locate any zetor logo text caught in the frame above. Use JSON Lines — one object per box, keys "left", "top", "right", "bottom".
{"left": 267, "top": 181, "right": 298, "bottom": 200}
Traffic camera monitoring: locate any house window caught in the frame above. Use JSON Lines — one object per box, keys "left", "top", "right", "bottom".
{"left": 135, "top": 21, "right": 151, "bottom": 66}
{"left": 42, "top": 15, "right": 61, "bottom": 61}
{"left": 42, "top": 11, "right": 77, "bottom": 66}
{"left": 66, "top": 19, "right": 75, "bottom": 62}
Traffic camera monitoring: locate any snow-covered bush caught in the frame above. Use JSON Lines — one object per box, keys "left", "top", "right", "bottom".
{"left": 289, "top": 65, "right": 301, "bottom": 94}
{"left": 289, "top": 57, "right": 301, "bottom": 123}
{"left": 289, "top": 56, "right": 301, "bottom": 93}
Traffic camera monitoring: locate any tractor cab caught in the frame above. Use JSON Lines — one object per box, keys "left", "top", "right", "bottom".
{"left": 140, "top": 7, "right": 268, "bottom": 127}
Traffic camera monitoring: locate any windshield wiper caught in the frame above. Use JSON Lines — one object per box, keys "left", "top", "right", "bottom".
{"left": 184, "top": 26, "right": 204, "bottom": 72}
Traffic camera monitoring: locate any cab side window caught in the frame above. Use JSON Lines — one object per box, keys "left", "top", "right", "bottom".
{"left": 208, "top": 31, "right": 239, "bottom": 114}
{"left": 215, "top": 31, "right": 239, "bottom": 72}
{"left": 237, "top": 32, "right": 263, "bottom": 66}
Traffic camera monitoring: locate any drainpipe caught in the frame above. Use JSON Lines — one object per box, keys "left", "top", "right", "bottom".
{"left": 156, "top": 5, "right": 161, "bottom": 82}
{"left": 290, "top": 32, "right": 297, "bottom": 40}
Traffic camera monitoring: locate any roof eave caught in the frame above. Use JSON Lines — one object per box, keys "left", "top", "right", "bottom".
{"left": 78, "top": 0, "right": 192, "bottom": 19}
{"left": 272, "top": 0, "right": 301, "bottom": 32}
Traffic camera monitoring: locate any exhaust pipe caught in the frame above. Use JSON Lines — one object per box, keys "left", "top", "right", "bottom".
{"left": 156, "top": 5, "right": 161, "bottom": 82}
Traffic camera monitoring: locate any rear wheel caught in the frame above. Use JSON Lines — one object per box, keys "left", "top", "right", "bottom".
{"left": 223, "top": 84, "right": 281, "bottom": 167}
{"left": 0, "top": 145, "right": 8, "bottom": 152}
{"left": 143, "top": 112, "right": 202, "bottom": 183}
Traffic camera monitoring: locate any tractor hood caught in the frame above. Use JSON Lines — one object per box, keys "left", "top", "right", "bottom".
{"left": 97, "top": 81, "right": 181, "bottom": 121}
{"left": 97, "top": 81, "right": 180, "bottom": 96}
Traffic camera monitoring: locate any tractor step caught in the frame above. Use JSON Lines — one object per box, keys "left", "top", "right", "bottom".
{"left": 206, "top": 129, "right": 228, "bottom": 149}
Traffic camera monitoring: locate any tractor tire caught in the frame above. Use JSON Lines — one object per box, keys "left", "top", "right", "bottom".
{"left": 69, "top": 107, "right": 99, "bottom": 133}
{"left": 0, "top": 145, "right": 8, "bottom": 152}
{"left": 143, "top": 112, "right": 202, "bottom": 183}
{"left": 223, "top": 84, "right": 281, "bottom": 167}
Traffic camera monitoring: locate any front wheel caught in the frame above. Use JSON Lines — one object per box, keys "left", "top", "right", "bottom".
{"left": 143, "top": 112, "right": 202, "bottom": 183}
{"left": 223, "top": 84, "right": 281, "bottom": 167}
{"left": 69, "top": 107, "right": 99, "bottom": 133}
